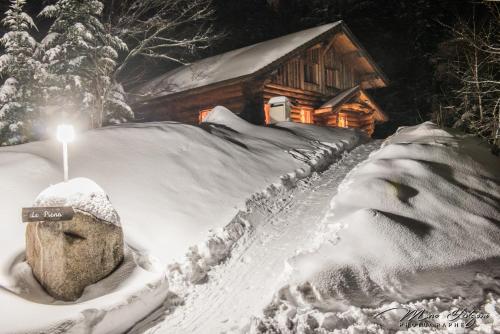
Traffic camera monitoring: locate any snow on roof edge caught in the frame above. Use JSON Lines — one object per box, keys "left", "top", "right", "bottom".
{"left": 320, "top": 86, "right": 360, "bottom": 108}
{"left": 320, "top": 85, "right": 388, "bottom": 122}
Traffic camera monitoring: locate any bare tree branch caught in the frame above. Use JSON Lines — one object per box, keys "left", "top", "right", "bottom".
{"left": 102, "top": 0, "right": 221, "bottom": 86}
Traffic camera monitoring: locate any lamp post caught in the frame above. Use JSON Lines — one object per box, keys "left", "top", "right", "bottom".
{"left": 56, "top": 125, "right": 75, "bottom": 182}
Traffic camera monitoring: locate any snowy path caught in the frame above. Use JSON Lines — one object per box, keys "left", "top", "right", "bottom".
{"left": 131, "top": 141, "right": 381, "bottom": 334}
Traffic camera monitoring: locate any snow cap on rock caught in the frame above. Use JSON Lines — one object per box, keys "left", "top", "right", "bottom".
{"left": 33, "top": 177, "right": 120, "bottom": 225}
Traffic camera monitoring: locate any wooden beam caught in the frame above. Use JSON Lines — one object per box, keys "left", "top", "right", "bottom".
{"left": 322, "top": 35, "right": 339, "bottom": 56}
{"left": 342, "top": 50, "right": 365, "bottom": 61}
{"left": 341, "top": 103, "right": 371, "bottom": 111}
{"left": 264, "top": 83, "right": 324, "bottom": 98}
{"left": 360, "top": 73, "right": 379, "bottom": 82}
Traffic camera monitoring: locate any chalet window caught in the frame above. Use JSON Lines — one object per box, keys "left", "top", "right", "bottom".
{"left": 276, "top": 66, "right": 285, "bottom": 85}
{"left": 304, "top": 48, "right": 320, "bottom": 85}
{"left": 325, "top": 67, "right": 338, "bottom": 88}
{"left": 272, "top": 58, "right": 301, "bottom": 88}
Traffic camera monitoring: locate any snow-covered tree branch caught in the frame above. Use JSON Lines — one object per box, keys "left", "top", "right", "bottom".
{"left": 39, "top": 0, "right": 133, "bottom": 128}
{"left": 0, "top": 0, "right": 40, "bottom": 145}
{"left": 0, "top": 0, "right": 218, "bottom": 144}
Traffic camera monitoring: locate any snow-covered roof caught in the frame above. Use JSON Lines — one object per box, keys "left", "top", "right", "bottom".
{"left": 320, "top": 85, "right": 388, "bottom": 122}
{"left": 131, "top": 22, "right": 344, "bottom": 101}
{"left": 320, "top": 86, "right": 360, "bottom": 109}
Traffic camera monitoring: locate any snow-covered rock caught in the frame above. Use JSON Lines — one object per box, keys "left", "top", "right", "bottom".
{"left": 26, "top": 178, "right": 124, "bottom": 301}
{"left": 26, "top": 213, "right": 124, "bottom": 302}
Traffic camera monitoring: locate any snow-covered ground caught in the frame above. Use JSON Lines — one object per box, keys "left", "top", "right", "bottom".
{"left": 126, "top": 141, "right": 381, "bottom": 334}
{"left": 0, "top": 106, "right": 363, "bottom": 333}
{"left": 253, "top": 122, "right": 500, "bottom": 333}
{"left": 1, "top": 114, "right": 498, "bottom": 333}
{"left": 127, "top": 123, "right": 500, "bottom": 334}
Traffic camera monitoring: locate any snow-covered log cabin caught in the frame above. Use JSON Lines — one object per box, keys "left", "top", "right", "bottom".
{"left": 130, "top": 21, "right": 389, "bottom": 136}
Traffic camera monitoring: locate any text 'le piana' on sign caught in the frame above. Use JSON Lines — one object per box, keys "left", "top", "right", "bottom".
{"left": 22, "top": 207, "right": 75, "bottom": 223}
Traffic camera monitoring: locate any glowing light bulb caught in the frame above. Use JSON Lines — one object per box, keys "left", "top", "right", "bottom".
{"left": 57, "top": 124, "right": 75, "bottom": 143}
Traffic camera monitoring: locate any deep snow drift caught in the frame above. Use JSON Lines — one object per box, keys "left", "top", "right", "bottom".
{"left": 255, "top": 122, "right": 500, "bottom": 333}
{"left": 126, "top": 141, "right": 382, "bottom": 334}
{"left": 0, "top": 106, "right": 363, "bottom": 333}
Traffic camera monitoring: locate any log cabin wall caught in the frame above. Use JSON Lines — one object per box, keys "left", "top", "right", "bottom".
{"left": 267, "top": 38, "right": 362, "bottom": 106}
{"left": 314, "top": 97, "right": 377, "bottom": 136}
{"left": 260, "top": 36, "right": 379, "bottom": 135}
{"left": 135, "top": 82, "right": 247, "bottom": 124}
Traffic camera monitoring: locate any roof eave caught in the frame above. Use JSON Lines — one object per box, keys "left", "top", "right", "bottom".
{"left": 340, "top": 23, "right": 390, "bottom": 88}
{"left": 359, "top": 89, "right": 388, "bottom": 122}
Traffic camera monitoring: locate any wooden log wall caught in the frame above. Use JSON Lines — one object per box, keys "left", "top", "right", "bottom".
{"left": 272, "top": 57, "right": 302, "bottom": 89}
{"left": 263, "top": 83, "right": 325, "bottom": 108}
{"left": 136, "top": 79, "right": 377, "bottom": 136}
{"left": 315, "top": 113, "right": 338, "bottom": 127}
{"left": 337, "top": 110, "right": 375, "bottom": 136}
{"left": 270, "top": 36, "right": 361, "bottom": 97}
{"left": 290, "top": 105, "right": 314, "bottom": 124}
{"left": 263, "top": 101, "right": 314, "bottom": 124}
{"left": 136, "top": 82, "right": 247, "bottom": 124}
{"left": 324, "top": 47, "right": 356, "bottom": 91}
{"left": 312, "top": 105, "right": 375, "bottom": 136}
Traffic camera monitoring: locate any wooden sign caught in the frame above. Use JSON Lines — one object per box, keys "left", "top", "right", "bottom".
{"left": 22, "top": 207, "right": 75, "bottom": 223}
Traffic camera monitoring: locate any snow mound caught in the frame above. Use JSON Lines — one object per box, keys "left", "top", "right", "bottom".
{"left": 202, "top": 105, "right": 247, "bottom": 129}
{"left": 204, "top": 106, "right": 363, "bottom": 151}
{"left": 275, "top": 121, "right": 367, "bottom": 149}
{"left": 34, "top": 177, "right": 120, "bottom": 225}
{"left": 202, "top": 105, "right": 312, "bottom": 147}
{"left": 384, "top": 120, "right": 455, "bottom": 145}
{"left": 202, "top": 106, "right": 362, "bottom": 172}
{"left": 0, "top": 110, "right": 362, "bottom": 333}
{"left": 5, "top": 245, "right": 167, "bottom": 334}
{"left": 256, "top": 122, "right": 500, "bottom": 333}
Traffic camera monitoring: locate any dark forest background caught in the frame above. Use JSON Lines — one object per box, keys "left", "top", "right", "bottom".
{"left": 206, "top": 0, "right": 496, "bottom": 138}
{"left": 1, "top": 0, "right": 498, "bottom": 141}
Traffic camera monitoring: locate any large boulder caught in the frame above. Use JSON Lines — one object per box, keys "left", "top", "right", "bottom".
{"left": 25, "top": 178, "right": 124, "bottom": 301}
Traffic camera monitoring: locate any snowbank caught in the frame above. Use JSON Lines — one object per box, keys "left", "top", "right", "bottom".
{"left": 0, "top": 108, "right": 362, "bottom": 333}
{"left": 34, "top": 177, "right": 120, "bottom": 225}
{"left": 256, "top": 122, "right": 500, "bottom": 333}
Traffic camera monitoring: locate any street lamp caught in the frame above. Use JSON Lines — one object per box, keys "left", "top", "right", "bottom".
{"left": 56, "top": 124, "right": 75, "bottom": 182}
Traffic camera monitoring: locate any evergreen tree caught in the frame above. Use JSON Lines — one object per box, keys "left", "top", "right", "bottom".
{"left": 40, "top": 0, "right": 132, "bottom": 128}
{"left": 0, "top": 0, "right": 39, "bottom": 145}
